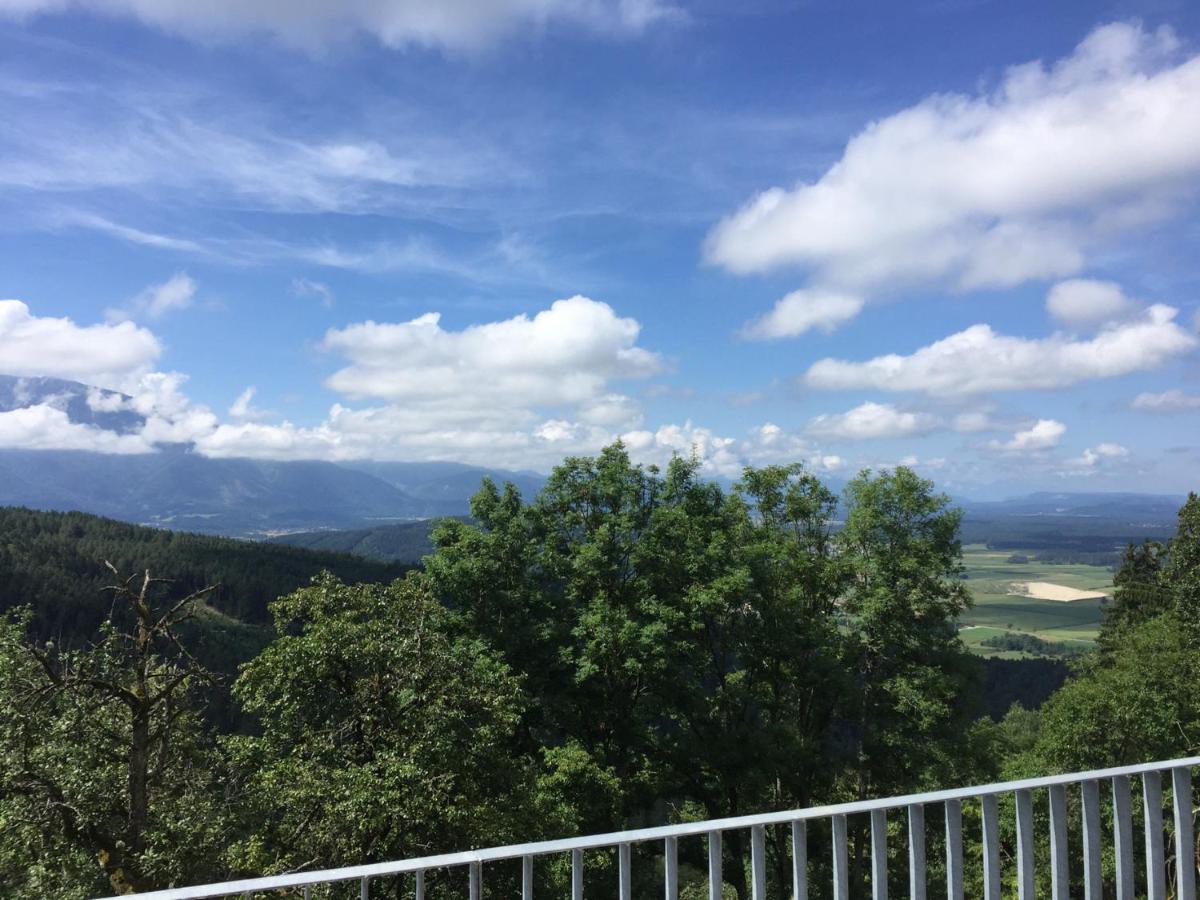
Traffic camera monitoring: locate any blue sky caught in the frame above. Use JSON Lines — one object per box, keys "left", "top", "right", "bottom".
{"left": 1, "top": 0, "right": 1199, "bottom": 497}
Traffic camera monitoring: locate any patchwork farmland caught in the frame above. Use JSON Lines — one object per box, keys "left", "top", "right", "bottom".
{"left": 958, "top": 545, "right": 1113, "bottom": 658}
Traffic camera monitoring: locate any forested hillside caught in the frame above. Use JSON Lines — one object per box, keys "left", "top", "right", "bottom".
{"left": 0, "top": 506, "right": 410, "bottom": 638}
{"left": 270, "top": 517, "right": 467, "bottom": 562}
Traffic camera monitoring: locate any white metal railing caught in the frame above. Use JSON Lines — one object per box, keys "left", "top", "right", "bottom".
{"left": 100, "top": 756, "right": 1200, "bottom": 900}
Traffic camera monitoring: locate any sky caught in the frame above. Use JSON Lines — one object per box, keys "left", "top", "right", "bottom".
{"left": 1, "top": 0, "right": 1199, "bottom": 498}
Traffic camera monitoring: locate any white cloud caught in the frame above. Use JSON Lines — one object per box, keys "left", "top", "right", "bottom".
{"left": 174, "top": 296, "right": 663, "bottom": 468}
{"left": 1073, "top": 442, "right": 1129, "bottom": 468}
{"left": 1045, "top": 278, "right": 1134, "bottom": 328}
{"left": 0, "top": 299, "right": 161, "bottom": 386}
{"left": 706, "top": 22, "right": 1200, "bottom": 317}
{"left": 0, "top": 0, "right": 679, "bottom": 50}
{"left": 990, "top": 419, "right": 1066, "bottom": 452}
{"left": 804, "top": 304, "right": 1197, "bottom": 395}
{"left": 1132, "top": 389, "right": 1200, "bottom": 412}
{"left": 85, "top": 386, "right": 129, "bottom": 413}
{"left": 107, "top": 273, "right": 196, "bottom": 322}
{"left": 4, "top": 106, "right": 497, "bottom": 216}
{"left": 292, "top": 278, "right": 334, "bottom": 308}
{"left": 52, "top": 211, "right": 206, "bottom": 253}
{"left": 806, "top": 401, "right": 937, "bottom": 441}
{"left": 739, "top": 289, "right": 863, "bottom": 340}
{"left": 323, "top": 295, "right": 662, "bottom": 406}
{"left": 0, "top": 404, "right": 151, "bottom": 453}
{"left": 228, "top": 386, "right": 269, "bottom": 421}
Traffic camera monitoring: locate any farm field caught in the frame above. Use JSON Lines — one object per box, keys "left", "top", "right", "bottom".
{"left": 958, "top": 545, "right": 1113, "bottom": 657}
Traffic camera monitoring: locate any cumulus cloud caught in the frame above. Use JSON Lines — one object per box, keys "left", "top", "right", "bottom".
{"left": 1132, "top": 389, "right": 1200, "bottom": 412}
{"left": 618, "top": 420, "right": 842, "bottom": 480}
{"left": 739, "top": 289, "right": 863, "bottom": 340}
{"left": 0, "top": 404, "right": 151, "bottom": 453}
{"left": 0, "top": 299, "right": 161, "bottom": 386}
{"left": 706, "top": 21, "right": 1200, "bottom": 329}
{"left": 806, "top": 401, "right": 937, "bottom": 441}
{"left": 0, "top": 0, "right": 679, "bottom": 50}
{"left": 106, "top": 273, "right": 196, "bottom": 322}
{"left": 324, "top": 295, "right": 662, "bottom": 405}
{"left": 1045, "top": 278, "right": 1135, "bottom": 329}
{"left": 175, "top": 296, "right": 665, "bottom": 467}
{"left": 804, "top": 304, "right": 1196, "bottom": 395}
{"left": 1073, "top": 442, "right": 1129, "bottom": 468}
{"left": 990, "top": 419, "right": 1066, "bottom": 452}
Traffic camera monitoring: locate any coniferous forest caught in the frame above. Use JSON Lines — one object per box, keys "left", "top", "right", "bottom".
{"left": 2, "top": 444, "right": 1198, "bottom": 899}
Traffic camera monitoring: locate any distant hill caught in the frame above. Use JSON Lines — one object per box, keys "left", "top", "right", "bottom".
{"left": 341, "top": 460, "right": 546, "bottom": 515}
{"left": 0, "top": 375, "right": 548, "bottom": 536}
{"left": 0, "top": 506, "right": 409, "bottom": 635}
{"left": 959, "top": 491, "right": 1184, "bottom": 551}
{"left": 270, "top": 517, "right": 466, "bottom": 563}
{"left": 0, "top": 447, "right": 426, "bottom": 535}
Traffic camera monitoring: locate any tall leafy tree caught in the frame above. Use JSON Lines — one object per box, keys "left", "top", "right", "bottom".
{"left": 836, "top": 467, "right": 977, "bottom": 795}
{"left": 1165, "top": 492, "right": 1200, "bottom": 640}
{"left": 1100, "top": 539, "right": 1169, "bottom": 645}
{"left": 0, "top": 570, "right": 229, "bottom": 897}
{"left": 226, "top": 572, "right": 543, "bottom": 878}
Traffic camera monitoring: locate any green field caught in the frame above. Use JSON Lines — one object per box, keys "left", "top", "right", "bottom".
{"left": 958, "top": 545, "right": 1112, "bottom": 657}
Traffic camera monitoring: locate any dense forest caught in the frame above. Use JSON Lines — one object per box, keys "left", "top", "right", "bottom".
{"left": 0, "top": 446, "right": 1197, "bottom": 899}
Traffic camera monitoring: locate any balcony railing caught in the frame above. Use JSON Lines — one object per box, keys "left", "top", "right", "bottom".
{"left": 100, "top": 756, "right": 1200, "bottom": 900}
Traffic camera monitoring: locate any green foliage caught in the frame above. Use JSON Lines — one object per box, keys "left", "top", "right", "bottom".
{"left": 837, "top": 467, "right": 978, "bottom": 793}
{"left": 428, "top": 449, "right": 977, "bottom": 899}
{"left": 0, "top": 505, "right": 410, "bottom": 635}
{"left": 1166, "top": 492, "right": 1200, "bottom": 639}
{"left": 979, "top": 632, "right": 1085, "bottom": 658}
{"left": 0, "top": 577, "right": 232, "bottom": 896}
{"left": 226, "top": 572, "right": 546, "bottom": 876}
{"left": 0, "top": 448, "right": 998, "bottom": 900}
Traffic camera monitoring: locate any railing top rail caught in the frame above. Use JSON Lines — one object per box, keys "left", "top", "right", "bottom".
{"left": 99, "top": 755, "right": 1200, "bottom": 900}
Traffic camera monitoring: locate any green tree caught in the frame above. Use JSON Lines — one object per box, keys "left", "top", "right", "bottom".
{"left": 837, "top": 466, "right": 977, "bottom": 798}
{"left": 0, "top": 570, "right": 229, "bottom": 897}
{"left": 1101, "top": 539, "right": 1168, "bottom": 645}
{"left": 1165, "top": 492, "right": 1200, "bottom": 640}
{"left": 226, "top": 572, "right": 543, "bottom": 878}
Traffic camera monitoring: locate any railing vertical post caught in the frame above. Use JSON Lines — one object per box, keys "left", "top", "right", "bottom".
{"left": 304, "top": 886, "right": 312, "bottom": 900}
{"left": 522, "top": 855, "right": 534, "bottom": 900}
{"left": 1173, "top": 766, "right": 1197, "bottom": 900}
{"left": 362, "top": 875, "right": 370, "bottom": 900}
{"left": 1113, "top": 775, "right": 1135, "bottom": 900}
{"left": 619, "top": 844, "right": 632, "bottom": 900}
{"left": 1048, "top": 785, "right": 1068, "bottom": 900}
{"left": 1145, "top": 771, "right": 1167, "bottom": 900}
{"left": 981, "top": 795, "right": 1000, "bottom": 900}
{"left": 792, "top": 820, "right": 807, "bottom": 900}
{"left": 415, "top": 869, "right": 425, "bottom": 900}
{"left": 871, "top": 810, "right": 887, "bottom": 900}
{"left": 1082, "top": 779, "right": 1102, "bottom": 900}
{"left": 469, "top": 862, "right": 481, "bottom": 900}
{"left": 572, "top": 849, "right": 584, "bottom": 900}
{"left": 907, "top": 804, "right": 925, "bottom": 900}
{"left": 944, "top": 799, "right": 963, "bottom": 900}
{"left": 708, "top": 831, "right": 722, "bottom": 900}
{"left": 832, "top": 814, "right": 849, "bottom": 900}
{"left": 751, "top": 825, "right": 766, "bottom": 900}
{"left": 1015, "top": 789, "right": 1034, "bottom": 900}
{"left": 665, "top": 836, "right": 678, "bottom": 900}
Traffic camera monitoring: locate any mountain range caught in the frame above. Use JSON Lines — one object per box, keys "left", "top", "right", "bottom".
{"left": 0, "top": 374, "right": 1188, "bottom": 548}
{"left": 0, "top": 374, "right": 545, "bottom": 535}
